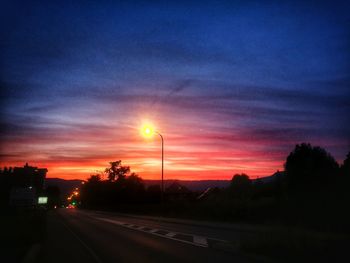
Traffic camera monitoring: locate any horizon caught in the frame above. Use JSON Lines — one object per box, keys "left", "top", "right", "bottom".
{"left": 1, "top": 1, "right": 349, "bottom": 180}
{"left": 44, "top": 177, "right": 235, "bottom": 184}
{"left": 1, "top": 145, "right": 343, "bottom": 181}
{"left": 45, "top": 175, "right": 274, "bottom": 182}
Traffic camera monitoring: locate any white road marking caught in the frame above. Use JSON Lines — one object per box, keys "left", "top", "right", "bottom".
{"left": 193, "top": 236, "right": 208, "bottom": 246}
{"left": 165, "top": 232, "right": 177, "bottom": 237}
{"left": 95, "top": 217, "right": 209, "bottom": 248}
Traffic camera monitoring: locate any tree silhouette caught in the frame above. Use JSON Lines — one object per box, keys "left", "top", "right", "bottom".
{"left": 126, "top": 173, "right": 144, "bottom": 189}
{"left": 80, "top": 164, "right": 147, "bottom": 206}
{"left": 46, "top": 185, "right": 61, "bottom": 208}
{"left": 123, "top": 173, "right": 145, "bottom": 202}
{"left": 284, "top": 143, "right": 339, "bottom": 192}
{"left": 81, "top": 174, "right": 103, "bottom": 207}
{"left": 229, "top": 173, "right": 252, "bottom": 199}
{"left": 87, "top": 174, "right": 102, "bottom": 183}
{"left": 340, "top": 152, "right": 350, "bottom": 177}
{"left": 105, "top": 160, "right": 130, "bottom": 182}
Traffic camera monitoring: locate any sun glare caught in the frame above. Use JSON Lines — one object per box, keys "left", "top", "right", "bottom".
{"left": 141, "top": 123, "right": 155, "bottom": 138}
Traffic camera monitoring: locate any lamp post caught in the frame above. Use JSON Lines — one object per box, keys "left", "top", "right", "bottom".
{"left": 155, "top": 131, "right": 164, "bottom": 203}
{"left": 142, "top": 125, "right": 164, "bottom": 203}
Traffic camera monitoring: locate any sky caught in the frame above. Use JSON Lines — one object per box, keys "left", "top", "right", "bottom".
{"left": 1, "top": 0, "right": 349, "bottom": 180}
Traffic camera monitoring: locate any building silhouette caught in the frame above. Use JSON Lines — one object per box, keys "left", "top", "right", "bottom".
{"left": 11, "top": 163, "right": 47, "bottom": 191}
{"left": 0, "top": 163, "right": 48, "bottom": 207}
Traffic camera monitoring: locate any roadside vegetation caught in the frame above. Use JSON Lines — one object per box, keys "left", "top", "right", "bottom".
{"left": 77, "top": 143, "right": 349, "bottom": 229}
{"left": 74, "top": 143, "right": 350, "bottom": 262}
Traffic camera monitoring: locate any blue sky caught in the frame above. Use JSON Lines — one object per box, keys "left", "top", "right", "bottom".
{"left": 1, "top": 0, "right": 349, "bottom": 179}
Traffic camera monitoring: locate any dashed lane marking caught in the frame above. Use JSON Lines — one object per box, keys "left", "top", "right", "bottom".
{"left": 95, "top": 217, "right": 210, "bottom": 248}
{"left": 165, "top": 232, "right": 177, "bottom": 237}
{"left": 193, "top": 236, "right": 208, "bottom": 246}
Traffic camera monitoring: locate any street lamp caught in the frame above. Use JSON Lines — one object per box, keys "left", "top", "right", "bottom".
{"left": 142, "top": 124, "right": 164, "bottom": 202}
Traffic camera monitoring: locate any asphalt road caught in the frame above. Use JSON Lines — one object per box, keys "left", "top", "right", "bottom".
{"left": 40, "top": 208, "right": 262, "bottom": 263}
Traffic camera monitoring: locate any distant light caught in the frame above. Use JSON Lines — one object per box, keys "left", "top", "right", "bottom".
{"left": 38, "top": 196, "right": 48, "bottom": 204}
{"left": 29, "top": 186, "right": 32, "bottom": 189}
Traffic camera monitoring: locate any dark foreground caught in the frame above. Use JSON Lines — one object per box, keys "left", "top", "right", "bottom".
{"left": 2, "top": 208, "right": 349, "bottom": 263}
{"left": 39, "top": 209, "right": 258, "bottom": 263}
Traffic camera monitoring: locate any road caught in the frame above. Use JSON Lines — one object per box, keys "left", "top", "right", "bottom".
{"left": 40, "top": 208, "right": 262, "bottom": 263}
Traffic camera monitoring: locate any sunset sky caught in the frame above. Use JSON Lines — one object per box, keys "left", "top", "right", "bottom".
{"left": 1, "top": 0, "right": 349, "bottom": 180}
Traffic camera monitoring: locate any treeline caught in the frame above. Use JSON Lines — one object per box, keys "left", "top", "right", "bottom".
{"left": 77, "top": 143, "right": 349, "bottom": 231}
{"left": 79, "top": 161, "right": 161, "bottom": 208}
{"left": 195, "top": 143, "right": 350, "bottom": 231}
{"left": 225, "top": 142, "right": 349, "bottom": 201}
